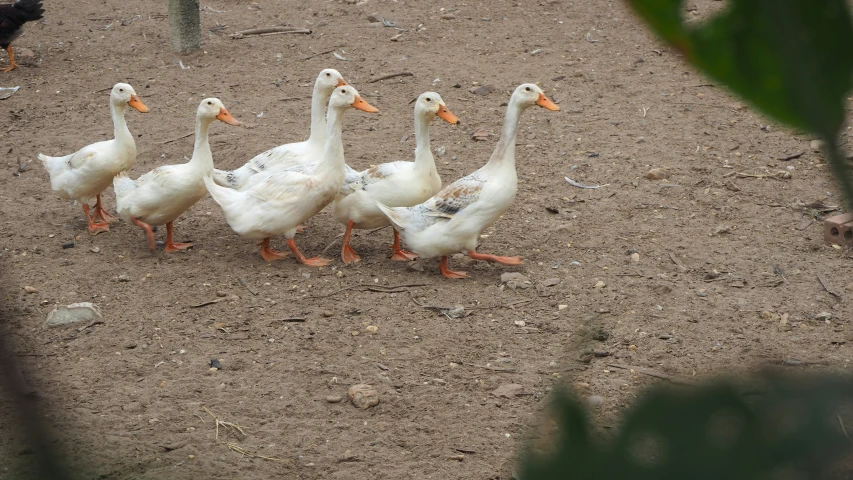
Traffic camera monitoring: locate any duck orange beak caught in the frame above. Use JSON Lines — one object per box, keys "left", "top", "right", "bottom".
{"left": 352, "top": 96, "right": 379, "bottom": 113}
{"left": 128, "top": 95, "right": 149, "bottom": 113}
{"left": 336, "top": 78, "right": 349, "bottom": 87}
{"left": 536, "top": 93, "right": 560, "bottom": 111}
{"left": 436, "top": 104, "right": 460, "bottom": 125}
{"left": 216, "top": 107, "right": 241, "bottom": 126}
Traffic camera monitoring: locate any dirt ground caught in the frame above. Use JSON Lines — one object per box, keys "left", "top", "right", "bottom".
{"left": 1, "top": 0, "right": 852, "bottom": 478}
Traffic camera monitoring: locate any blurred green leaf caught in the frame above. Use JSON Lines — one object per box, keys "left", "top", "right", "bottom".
{"left": 629, "top": 0, "right": 853, "bottom": 207}
{"left": 521, "top": 373, "right": 853, "bottom": 479}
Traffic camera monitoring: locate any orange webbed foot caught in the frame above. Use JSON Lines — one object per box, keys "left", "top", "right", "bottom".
{"left": 439, "top": 256, "right": 467, "bottom": 279}
{"left": 257, "top": 239, "right": 289, "bottom": 262}
{"left": 88, "top": 222, "right": 110, "bottom": 235}
{"left": 165, "top": 242, "right": 193, "bottom": 253}
{"left": 301, "top": 256, "right": 332, "bottom": 267}
{"left": 391, "top": 249, "right": 418, "bottom": 261}
{"left": 467, "top": 251, "right": 522, "bottom": 266}
{"left": 341, "top": 245, "right": 361, "bottom": 264}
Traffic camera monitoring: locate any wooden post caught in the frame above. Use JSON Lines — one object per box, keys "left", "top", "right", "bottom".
{"left": 169, "top": 0, "right": 201, "bottom": 53}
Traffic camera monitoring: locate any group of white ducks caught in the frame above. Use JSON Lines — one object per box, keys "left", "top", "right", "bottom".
{"left": 38, "top": 69, "right": 559, "bottom": 279}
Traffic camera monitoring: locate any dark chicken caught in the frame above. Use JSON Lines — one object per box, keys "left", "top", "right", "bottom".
{"left": 0, "top": 0, "right": 43, "bottom": 72}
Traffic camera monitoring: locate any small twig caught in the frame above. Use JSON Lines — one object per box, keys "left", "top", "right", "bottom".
{"left": 776, "top": 359, "right": 830, "bottom": 367}
{"left": 368, "top": 72, "right": 414, "bottom": 83}
{"left": 238, "top": 278, "right": 258, "bottom": 296}
{"left": 11, "top": 353, "right": 57, "bottom": 357}
{"left": 606, "top": 363, "right": 695, "bottom": 385}
{"left": 839, "top": 414, "right": 851, "bottom": 443}
{"left": 231, "top": 27, "right": 312, "bottom": 39}
{"left": 280, "top": 317, "right": 307, "bottom": 322}
{"left": 203, "top": 407, "right": 247, "bottom": 441}
{"left": 227, "top": 443, "right": 290, "bottom": 462}
{"left": 160, "top": 132, "right": 193, "bottom": 145}
{"left": 565, "top": 177, "right": 605, "bottom": 189}
{"left": 666, "top": 102, "right": 727, "bottom": 109}
{"left": 189, "top": 297, "right": 228, "bottom": 308}
{"left": 778, "top": 151, "right": 805, "bottom": 161}
{"left": 470, "top": 364, "right": 517, "bottom": 373}
{"left": 301, "top": 46, "right": 344, "bottom": 61}
{"left": 310, "top": 283, "right": 428, "bottom": 299}
{"left": 817, "top": 273, "right": 842, "bottom": 298}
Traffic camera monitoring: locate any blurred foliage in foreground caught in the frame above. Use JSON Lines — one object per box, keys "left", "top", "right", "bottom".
{"left": 631, "top": 0, "right": 853, "bottom": 208}
{"left": 520, "top": 373, "right": 853, "bottom": 479}
{"left": 521, "top": 0, "right": 853, "bottom": 478}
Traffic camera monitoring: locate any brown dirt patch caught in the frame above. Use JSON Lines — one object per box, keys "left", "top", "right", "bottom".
{"left": 1, "top": 0, "right": 851, "bottom": 478}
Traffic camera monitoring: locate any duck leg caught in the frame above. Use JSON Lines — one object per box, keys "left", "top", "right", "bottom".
{"left": 82, "top": 204, "right": 109, "bottom": 235}
{"left": 439, "top": 256, "right": 467, "bottom": 279}
{"left": 287, "top": 239, "right": 331, "bottom": 267}
{"left": 1, "top": 46, "right": 16, "bottom": 72}
{"left": 340, "top": 221, "right": 361, "bottom": 264}
{"left": 257, "top": 238, "right": 289, "bottom": 262}
{"left": 467, "top": 251, "right": 522, "bottom": 265}
{"left": 130, "top": 216, "right": 156, "bottom": 251}
{"left": 164, "top": 222, "right": 193, "bottom": 252}
{"left": 390, "top": 228, "right": 418, "bottom": 261}
{"left": 92, "top": 194, "right": 115, "bottom": 223}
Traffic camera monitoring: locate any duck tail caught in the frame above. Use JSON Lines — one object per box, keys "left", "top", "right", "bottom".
{"left": 38, "top": 153, "right": 66, "bottom": 177}
{"left": 374, "top": 201, "right": 410, "bottom": 233}
{"left": 112, "top": 171, "right": 136, "bottom": 200}
{"left": 203, "top": 173, "right": 239, "bottom": 209}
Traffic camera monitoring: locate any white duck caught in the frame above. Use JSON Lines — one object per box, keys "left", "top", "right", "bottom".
{"left": 38, "top": 82, "right": 149, "bottom": 234}
{"left": 211, "top": 68, "right": 347, "bottom": 190}
{"left": 113, "top": 98, "right": 240, "bottom": 252}
{"left": 203, "top": 85, "right": 378, "bottom": 265}
{"left": 376, "top": 83, "right": 559, "bottom": 278}
{"left": 332, "top": 92, "right": 459, "bottom": 264}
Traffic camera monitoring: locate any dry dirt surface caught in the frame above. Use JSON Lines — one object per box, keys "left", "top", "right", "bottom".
{"left": 1, "top": 0, "right": 852, "bottom": 478}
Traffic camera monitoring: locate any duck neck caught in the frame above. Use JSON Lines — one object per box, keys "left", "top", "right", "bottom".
{"left": 413, "top": 113, "right": 436, "bottom": 172}
{"left": 319, "top": 106, "right": 346, "bottom": 174}
{"left": 111, "top": 101, "right": 133, "bottom": 146}
{"left": 189, "top": 116, "right": 215, "bottom": 172}
{"left": 308, "top": 82, "right": 330, "bottom": 146}
{"left": 485, "top": 100, "right": 524, "bottom": 171}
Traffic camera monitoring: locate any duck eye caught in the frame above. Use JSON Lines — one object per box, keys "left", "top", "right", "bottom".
{"left": 119, "top": 88, "right": 124, "bottom": 92}
{"left": 207, "top": 101, "right": 212, "bottom": 105}
{"left": 340, "top": 88, "right": 347, "bottom": 93}
{"left": 326, "top": 72, "right": 331, "bottom": 77}
{"left": 425, "top": 97, "right": 431, "bottom": 102}
{"left": 525, "top": 87, "right": 531, "bottom": 92}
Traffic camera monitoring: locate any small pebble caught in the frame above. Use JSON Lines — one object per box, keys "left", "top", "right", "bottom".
{"left": 348, "top": 384, "right": 380, "bottom": 409}
{"left": 514, "top": 320, "right": 526, "bottom": 327}
{"left": 365, "top": 325, "right": 379, "bottom": 333}
{"left": 117, "top": 274, "right": 131, "bottom": 282}
{"left": 23, "top": 285, "right": 38, "bottom": 294}
{"left": 215, "top": 291, "right": 227, "bottom": 297}
{"left": 630, "top": 252, "right": 640, "bottom": 262}
{"left": 62, "top": 241, "right": 75, "bottom": 249}
{"left": 593, "top": 280, "right": 606, "bottom": 289}
{"left": 48, "top": 234, "right": 55, "bottom": 238}
{"left": 326, "top": 395, "right": 343, "bottom": 403}
{"left": 586, "top": 395, "right": 604, "bottom": 408}
{"left": 646, "top": 168, "right": 669, "bottom": 180}
{"left": 209, "top": 359, "right": 222, "bottom": 369}
{"left": 90, "top": 246, "right": 100, "bottom": 253}
{"left": 558, "top": 304, "right": 568, "bottom": 310}
{"left": 810, "top": 139, "right": 824, "bottom": 151}
{"left": 322, "top": 310, "right": 334, "bottom": 318}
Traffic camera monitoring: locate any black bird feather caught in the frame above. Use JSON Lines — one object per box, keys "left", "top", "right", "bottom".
{"left": 0, "top": 0, "right": 44, "bottom": 71}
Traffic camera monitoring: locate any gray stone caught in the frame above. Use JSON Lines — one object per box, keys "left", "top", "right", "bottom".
{"left": 501, "top": 272, "right": 530, "bottom": 290}
{"left": 45, "top": 302, "right": 102, "bottom": 327}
